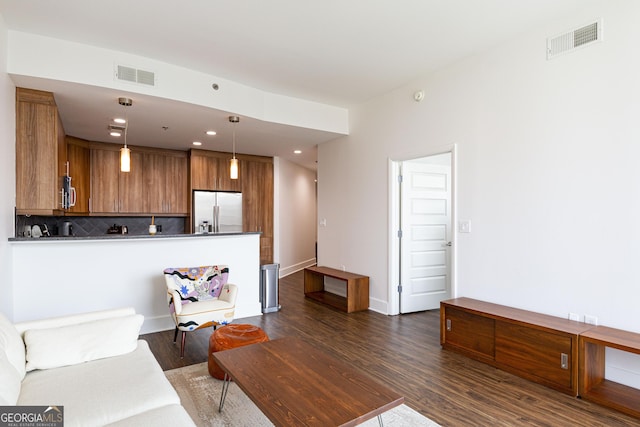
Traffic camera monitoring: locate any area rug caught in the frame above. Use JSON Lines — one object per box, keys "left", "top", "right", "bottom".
{"left": 165, "top": 362, "right": 440, "bottom": 426}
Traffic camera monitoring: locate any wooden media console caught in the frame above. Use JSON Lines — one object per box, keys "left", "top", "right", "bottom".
{"left": 441, "top": 297, "right": 640, "bottom": 419}
{"left": 441, "top": 297, "right": 593, "bottom": 396}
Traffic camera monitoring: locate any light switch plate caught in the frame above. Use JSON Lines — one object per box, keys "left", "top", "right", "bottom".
{"left": 458, "top": 220, "right": 471, "bottom": 233}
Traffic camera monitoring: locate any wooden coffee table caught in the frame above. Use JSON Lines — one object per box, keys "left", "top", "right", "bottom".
{"left": 213, "top": 337, "right": 404, "bottom": 426}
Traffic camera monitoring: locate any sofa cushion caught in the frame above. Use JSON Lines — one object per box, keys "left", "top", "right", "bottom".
{"left": 24, "top": 314, "right": 143, "bottom": 371}
{"left": 0, "top": 312, "right": 26, "bottom": 379}
{"left": 15, "top": 307, "right": 136, "bottom": 335}
{"left": 0, "top": 349, "right": 21, "bottom": 405}
{"left": 18, "top": 340, "right": 181, "bottom": 427}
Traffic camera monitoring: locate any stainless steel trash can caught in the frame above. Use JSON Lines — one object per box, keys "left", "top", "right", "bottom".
{"left": 260, "top": 263, "right": 280, "bottom": 313}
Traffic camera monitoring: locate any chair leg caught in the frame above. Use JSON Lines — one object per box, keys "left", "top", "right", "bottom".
{"left": 180, "top": 331, "right": 187, "bottom": 359}
{"left": 173, "top": 326, "right": 179, "bottom": 343}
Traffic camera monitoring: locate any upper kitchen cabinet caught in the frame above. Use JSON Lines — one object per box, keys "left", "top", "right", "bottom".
{"left": 65, "top": 136, "right": 91, "bottom": 214}
{"left": 90, "top": 144, "right": 144, "bottom": 214}
{"left": 15, "top": 88, "right": 66, "bottom": 215}
{"left": 90, "top": 143, "right": 188, "bottom": 215}
{"left": 143, "top": 150, "right": 188, "bottom": 214}
{"left": 190, "top": 149, "right": 241, "bottom": 192}
{"left": 89, "top": 146, "right": 119, "bottom": 213}
{"left": 119, "top": 150, "right": 145, "bottom": 213}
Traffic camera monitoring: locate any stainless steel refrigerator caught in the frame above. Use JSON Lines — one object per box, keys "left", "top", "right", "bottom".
{"left": 192, "top": 190, "right": 243, "bottom": 233}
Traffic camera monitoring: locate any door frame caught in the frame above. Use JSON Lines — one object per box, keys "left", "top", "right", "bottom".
{"left": 387, "top": 144, "right": 458, "bottom": 315}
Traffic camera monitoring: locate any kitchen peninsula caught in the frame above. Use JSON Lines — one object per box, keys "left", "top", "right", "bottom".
{"left": 10, "top": 232, "right": 262, "bottom": 333}
{"left": 11, "top": 87, "right": 271, "bottom": 332}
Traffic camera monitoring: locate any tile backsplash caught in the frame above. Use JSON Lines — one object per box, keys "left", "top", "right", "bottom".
{"left": 16, "top": 215, "right": 187, "bottom": 237}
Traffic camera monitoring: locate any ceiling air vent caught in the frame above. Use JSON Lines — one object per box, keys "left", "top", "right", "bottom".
{"left": 547, "top": 20, "right": 601, "bottom": 60}
{"left": 115, "top": 64, "right": 156, "bottom": 86}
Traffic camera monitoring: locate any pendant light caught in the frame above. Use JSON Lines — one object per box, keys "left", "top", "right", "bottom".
{"left": 118, "top": 97, "right": 133, "bottom": 172}
{"left": 229, "top": 115, "right": 240, "bottom": 180}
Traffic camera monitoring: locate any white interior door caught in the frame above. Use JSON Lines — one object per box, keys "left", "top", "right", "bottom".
{"left": 400, "top": 153, "right": 452, "bottom": 313}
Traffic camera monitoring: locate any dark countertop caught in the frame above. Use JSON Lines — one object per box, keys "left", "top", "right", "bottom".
{"left": 9, "top": 231, "right": 261, "bottom": 242}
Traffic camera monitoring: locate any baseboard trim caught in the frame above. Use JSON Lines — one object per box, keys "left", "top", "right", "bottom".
{"left": 142, "top": 315, "right": 175, "bottom": 335}
{"left": 368, "top": 296, "right": 389, "bottom": 315}
{"left": 280, "top": 258, "right": 316, "bottom": 278}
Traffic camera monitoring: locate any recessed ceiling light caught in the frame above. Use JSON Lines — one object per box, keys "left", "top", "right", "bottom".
{"left": 192, "top": 141, "right": 202, "bottom": 146}
{"left": 206, "top": 130, "right": 217, "bottom": 136}
{"left": 294, "top": 150, "right": 302, "bottom": 154}
{"left": 113, "top": 118, "right": 126, "bottom": 124}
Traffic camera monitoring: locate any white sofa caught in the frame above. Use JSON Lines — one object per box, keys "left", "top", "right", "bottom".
{"left": 0, "top": 307, "right": 195, "bottom": 427}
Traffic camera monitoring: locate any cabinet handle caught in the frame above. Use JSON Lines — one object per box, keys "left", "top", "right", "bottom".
{"left": 560, "top": 353, "right": 568, "bottom": 370}
{"left": 446, "top": 319, "right": 452, "bottom": 331}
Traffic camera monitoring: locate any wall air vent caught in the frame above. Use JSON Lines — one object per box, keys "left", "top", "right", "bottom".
{"left": 115, "top": 64, "right": 156, "bottom": 86}
{"left": 547, "top": 20, "right": 602, "bottom": 60}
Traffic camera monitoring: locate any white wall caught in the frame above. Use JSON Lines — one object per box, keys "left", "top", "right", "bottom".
{"left": 318, "top": 1, "right": 640, "bottom": 383}
{"left": 320, "top": 0, "right": 640, "bottom": 329}
{"left": 0, "top": 13, "right": 15, "bottom": 318}
{"left": 275, "top": 157, "right": 317, "bottom": 276}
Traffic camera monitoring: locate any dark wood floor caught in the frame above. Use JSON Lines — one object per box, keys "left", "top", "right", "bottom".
{"left": 143, "top": 271, "right": 640, "bottom": 426}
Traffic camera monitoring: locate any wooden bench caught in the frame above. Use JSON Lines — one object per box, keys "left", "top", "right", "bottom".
{"left": 304, "top": 266, "right": 369, "bottom": 313}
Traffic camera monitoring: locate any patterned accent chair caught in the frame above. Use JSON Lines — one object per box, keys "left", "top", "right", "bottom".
{"left": 163, "top": 265, "right": 238, "bottom": 358}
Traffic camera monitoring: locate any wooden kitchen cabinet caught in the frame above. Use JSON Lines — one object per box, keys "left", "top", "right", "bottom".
{"left": 90, "top": 145, "right": 144, "bottom": 213}
{"left": 90, "top": 147, "right": 120, "bottom": 213}
{"left": 65, "top": 136, "right": 91, "bottom": 214}
{"left": 143, "top": 151, "right": 188, "bottom": 214}
{"left": 190, "top": 149, "right": 241, "bottom": 191}
{"left": 15, "top": 88, "right": 65, "bottom": 215}
{"left": 142, "top": 152, "right": 165, "bottom": 213}
{"left": 242, "top": 156, "right": 274, "bottom": 264}
{"left": 91, "top": 143, "right": 187, "bottom": 215}
{"left": 441, "top": 297, "right": 592, "bottom": 396}
{"left": 165, "top": 154, "right": 188, "bottom": 214}
{"left": 119, "top": 151, "right": 144, "bottom": 213}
